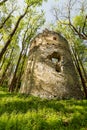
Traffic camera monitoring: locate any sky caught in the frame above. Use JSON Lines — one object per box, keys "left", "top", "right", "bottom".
{"left": 17, "top": 0, "right": 78, "bottom": 21}
{"left": 17, "top": 0, "right": 79, "bottom": 31}
{"left": 18, "top": 0, "right": 84, "bottom": 22}
{"left": 17, "top": 0, "right": 83, "bottom": 29}
{"left": 41, "top": 0, "right": 66, "bottom": 23}
{"left": 18, "top": 0, "right": 60, "bottom": 23}
{"left": 42, "top": 0, "right": 58, "bottom": 23}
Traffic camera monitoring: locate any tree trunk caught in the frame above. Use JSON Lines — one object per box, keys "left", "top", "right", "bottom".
{"left": 9, "top": 50, "right": 23, "bottom": 92}
{"left": 71, "top": 46, "right": 87, "bottom": 98}
{"left": 76, "top": 51, "right": 87, "bottom": 80}
{"left": 0, "top": 53, "right": 6, "bottom": 70}
{"left": 0, "top": 47, "right": 14, "bottom": 85}
{"left": 15, "top": 52, "right": 27, "bottom": 92}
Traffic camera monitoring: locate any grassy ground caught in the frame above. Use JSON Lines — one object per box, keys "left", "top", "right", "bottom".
{"left": 0, "top": 86, "right": 87, "bottom": 130}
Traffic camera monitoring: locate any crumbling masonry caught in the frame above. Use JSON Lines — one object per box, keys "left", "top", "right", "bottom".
{"left": 20, "top": 30, "right": 83, "bottom": 99}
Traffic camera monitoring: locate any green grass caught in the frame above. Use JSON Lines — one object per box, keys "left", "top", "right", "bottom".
{"left": 0, "top": 86, "right": 87, "bottom": 130}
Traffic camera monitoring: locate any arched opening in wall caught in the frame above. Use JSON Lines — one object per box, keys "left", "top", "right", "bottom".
{"left": 47, "top": 52, "right": 61, "bottom": 72}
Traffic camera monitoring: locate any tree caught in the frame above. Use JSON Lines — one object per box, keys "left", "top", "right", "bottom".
{"left": 0, "top": 0, "right": 46, "bottom": 61}
{"left": 9, "top": 9, "right": 45, "bottom": 92}
{"left": 0, "top": 9, "right": 15, "bottom": 30}
{"left": 52, "top": 0, "right": 87, "bottom": 40}
{"left": 0, "top": 5, "right": 29, "bottom": 60}
{"left": 0, "top": 0, "right": 47, "bottom": 92}
{"left": 0, "top": 47, "right": 14, "bottom": 85}
{"left": 52, "top": 0, "right": 87, "bottom": 98}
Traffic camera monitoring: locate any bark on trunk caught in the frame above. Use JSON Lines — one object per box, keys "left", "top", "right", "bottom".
{"left": 9, "top": 50, "right": 23, "bottom": 92}
{"left": 71, "top": 46, "right": 87, "bottom": 98}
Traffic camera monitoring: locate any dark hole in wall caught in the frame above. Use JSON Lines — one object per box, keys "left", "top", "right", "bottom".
{"left": 53, "top": 37, "right": 57, "bottom": 40}
{"left": 47, "top": 52, "right": 61, "bottom": 72}
{"left": 56, "top": 64, "right": 61, "bottom": 72}
{"left": 34, "top": 40, "right": 36, "bottom": 44}
{"left": 51, "top": 52, "right": 61, "bottom": 62}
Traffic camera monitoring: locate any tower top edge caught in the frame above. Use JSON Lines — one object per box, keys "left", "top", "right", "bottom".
{"left": 30, "top": 29, "right": 68, "bottom": 44}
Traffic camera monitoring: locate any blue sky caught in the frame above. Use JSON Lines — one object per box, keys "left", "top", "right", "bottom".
{"left": 42, "top": 0, "right": 57, "bottom": 23}
{"left": 18, "top": 0, "right": 60, "bottom": 23}
{"left": 42, "top": 0, "right": 65, "bottom": 23}
{"left": 18, "top": 0, "right": 82, "bottom": 26}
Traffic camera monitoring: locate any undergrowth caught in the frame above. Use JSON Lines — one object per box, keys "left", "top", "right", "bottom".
{"left": 0, "top": 86, "right": 87, "bottom": 130}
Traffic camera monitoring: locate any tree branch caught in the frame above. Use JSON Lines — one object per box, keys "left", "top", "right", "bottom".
{"left": 0, "top": 5, "right": 29, "bottom": 61}
{"left": 0, "top": 9, "right": 15, "bottom": 29}
{"left": 82, "top": 15, "right": 87, "bottom": 37}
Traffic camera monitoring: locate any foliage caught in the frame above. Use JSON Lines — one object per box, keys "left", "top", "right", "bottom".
{"left": 51, "top": 0, "right": 87, "bottom": 97}
{"left": 54, "top": 21, "right": 87, "bottom": 72}
{"left": 0, "top": 86, "right": 87, "bottom": 130}
{"left": 0, "top": 0, "right": 45, "bottom": 89}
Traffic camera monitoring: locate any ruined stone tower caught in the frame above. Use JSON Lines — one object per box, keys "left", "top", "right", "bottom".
{"left": 20, "top": 29, "right": 83, "bottom": 99}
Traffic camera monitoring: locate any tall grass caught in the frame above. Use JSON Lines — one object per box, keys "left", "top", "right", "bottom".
{"left": 0, "top": 86, "right": 87, "bottom": 130}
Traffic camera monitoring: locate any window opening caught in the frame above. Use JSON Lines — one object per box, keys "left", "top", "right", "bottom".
{"left": 47, "top": 52, "right": 61, "bottom": 72}
{"left": 52, "top": 58, "right": 58, "bottom": 64}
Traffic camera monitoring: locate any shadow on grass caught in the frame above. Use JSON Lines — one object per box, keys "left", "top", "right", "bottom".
{"left": 0, "top": 94, "right": 65, "bottom": 114}
{"left": 0, "top": 88, "right": 87, "bottom": 130}
{"left": 0, "top": 93, "right": 87, "bottom": 114}
{"left": 0, "top": 92, "right": 14, "bottom": 98}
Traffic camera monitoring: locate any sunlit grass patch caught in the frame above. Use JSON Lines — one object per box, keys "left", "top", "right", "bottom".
{"left": 0, "top": 86, "right": 87, "bottom": 130}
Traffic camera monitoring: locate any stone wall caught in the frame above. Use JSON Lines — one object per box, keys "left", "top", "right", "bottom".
{"left": 20, "top": 29, "right": 83, "bottom": 99}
